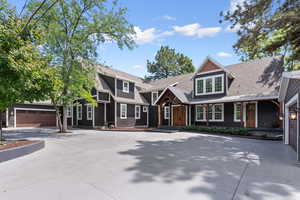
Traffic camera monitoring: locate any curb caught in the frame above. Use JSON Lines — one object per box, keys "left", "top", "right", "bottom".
{"left": 0, "top": 140, "right": 45, "bottom": 163}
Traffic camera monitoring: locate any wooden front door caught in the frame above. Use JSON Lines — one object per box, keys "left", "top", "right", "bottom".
{"left": 246, "top": 103, "right": 256, "bottom": 128}
{"left": 173, "top": 106, "right": 186, "bottom": 126}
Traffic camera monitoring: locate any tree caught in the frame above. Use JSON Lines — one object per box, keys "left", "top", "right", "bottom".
{"left": 0, "top": 0, "right": 55, "bottom": 140}
{"left": 220, "top": 0, "right": 300, "bottom": 70}
{"left": 26, "top": 0, "right": 136, "bottom": 132}
{"left": 145, "top": 46, "right": 195, "bottom": 80}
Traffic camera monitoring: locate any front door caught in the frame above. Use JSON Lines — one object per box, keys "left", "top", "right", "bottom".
{"left": 246, "top": 103, "right": 256, "bottom": 128}
{"left": 173, "top": 106, "right": 186, "bottom": 126}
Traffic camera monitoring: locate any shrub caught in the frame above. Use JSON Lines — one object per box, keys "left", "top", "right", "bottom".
{"left": 183, "top": 126, "right": 249, "bottom": 136}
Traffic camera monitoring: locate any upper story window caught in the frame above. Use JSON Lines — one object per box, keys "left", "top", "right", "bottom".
{"left": 123, "top": 81, "right": 129, "bottom": 93}
{"left": 195, "top": 74, "right": 224, "bottom": 96}
{"left": 152, "top": 91, "right": 159, "bottom": 105}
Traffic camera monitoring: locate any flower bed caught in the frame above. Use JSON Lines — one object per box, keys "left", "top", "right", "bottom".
{"left": 0, "top": 140, "right": 36, "bottom": 151}
{"left": 183, "top": 125, "right": 250, "bottom": 136}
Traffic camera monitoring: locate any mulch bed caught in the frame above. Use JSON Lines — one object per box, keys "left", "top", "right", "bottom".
{"left": 0, "top": 140, "right": 36, "bottom": 151}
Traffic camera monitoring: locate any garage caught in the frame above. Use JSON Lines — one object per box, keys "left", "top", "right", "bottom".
{"left": 289, "top": 105, "right": 298, "bottom": 151}
{"left": 16, "top": 109, "right": 57, "bottom": 127}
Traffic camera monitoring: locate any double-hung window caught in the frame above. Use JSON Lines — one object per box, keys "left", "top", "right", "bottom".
{"left": 77, "top": 104, "right": 82, "bottom": 120}
{"left": 123, "top": 81, "right": 129, "bottom": 93}
{"left": 87, "top": 105, "right": 93, "bottom": 120}
{"left": 195, "top": 75, "right": 224, "bottom": 95}
{"left": 195, "top": 104, "right": 224, "bottom": 122}
{"left": 66, "top": 106, "right": 72, "bottom": 118}
{"left": 234, "top": 103, "right": 242, "bottom": 122}
{"left": 164, "top": 106, "right": 170, "bottom": 119}
{"left": 120, "top": 104, "right": 127, "bottom": 119}
{"left": 135, "top": 105, "right": 141, "bottom": 119}
{"left": 152, "top": 91, "right": 159, "bottom": 105}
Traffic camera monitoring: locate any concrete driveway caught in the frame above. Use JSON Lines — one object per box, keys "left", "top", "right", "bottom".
{"left": 0, "top": 128, "right": 300, "bottom": 200}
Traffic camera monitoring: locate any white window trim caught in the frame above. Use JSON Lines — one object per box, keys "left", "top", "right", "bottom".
{"left": 195, "top": 104, "right": 224, "bottom": 122}
{"left": 77, "top": 104, "right": 82, "bottom": 120}
{"left": 87, "top": 105, "right": 93, "bottom": 121}
{"left": 234, "top": 103, "right": 241, "bottom": 122}
{"left": 120, "top": 104, "right": 127, "bottom": 119}
{"left": 195, "top": 105, "right": 206, "bottom": 122}
{"left": 143, "top": 106, "right": 148, "bottom": 112}
{"left": 135, "top": 105, "right": 141, "bottom": 119}
{"left": 195, "top": 74, "right": 224, "bottom": 96}
{"left": 164, "top": 106, "right": 170, "bottom": 119}
{"left": 152, "top": 91, "right": 159, "bottom": 105}
{"left": 123, "top": 81, "right": 129, "bottom": 93}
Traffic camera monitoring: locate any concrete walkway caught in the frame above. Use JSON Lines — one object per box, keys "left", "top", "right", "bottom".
{"left": 0, "top": 128, "right": 299, "bottom": 200}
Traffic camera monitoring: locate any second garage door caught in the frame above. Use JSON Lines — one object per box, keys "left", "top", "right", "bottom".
{"left": 16, "top": 110, "right": 56, "bottom": 127}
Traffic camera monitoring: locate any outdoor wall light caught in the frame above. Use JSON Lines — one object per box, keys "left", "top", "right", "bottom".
{"left": 289, "top": 111, "right": 297, "bottom": 120}
{"left": 279, "top": 113, "right": 284, "bottom": 120}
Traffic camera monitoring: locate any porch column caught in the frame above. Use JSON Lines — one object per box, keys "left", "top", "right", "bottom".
{"left": 158, "top": 104, "right": 161, "bottom": 127}
{"left": 205, "top": 104, "right": 209, "bottom": 126}
{"left": 240, "top": 102, "right": 244, "bottom": 127}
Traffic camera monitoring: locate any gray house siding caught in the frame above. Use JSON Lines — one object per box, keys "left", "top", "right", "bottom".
{"left": 94, "top": 103, "right": 105, "bottom": 126}
{"left": 106, "top": 97, "right": 115, "bottom": 126}
{"left": 116, "top": 103, "right": 147, "bottom": 127}
{"left": 257, "top": 100, "right": 279, "bottom": 128}
{"left": 116, "top": 79, "right": 135, "bottom": 99}
{"left": 142, "top": 92, "right": 158, "bottom": 127}
{"left": 193, "top": 71, "right": 227, "bottom": 99}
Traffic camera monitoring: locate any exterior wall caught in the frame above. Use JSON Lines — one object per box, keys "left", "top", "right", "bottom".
{"left": 258, "top": 100, "right": 280, "bottom": 128}
{"left": 285, "top": 79, "right": 300, "bottom": 103}
{"left": 116, "top": 79, "right": 134, "bottom": 99}
{"left": 190, "top": 100, "right": 278, "bottom": 128}
{"left": 193, "top": 71, "right": 227, "bottom": 99}
{"left": 116, "top": 103, "right": 147, "bottom": 127}
{"left": 95, "top": 103, "right": 105, "bottom": 126}
{"left": 101, "top": 74, "right": 115, "bottom": 95}
{"left": 106, "top": 97, "right": 115, "bottom": 126}
{"left": 198, "top": 60, "right": 221, "bottom": 73}
{"left": 142, "top": 92, "right": 158, "bottom": 127}
{"left": 6, "top": 104, "right": 55, "bottom": 127}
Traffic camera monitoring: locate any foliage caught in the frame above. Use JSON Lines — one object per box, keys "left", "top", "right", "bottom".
{"left": 220, "top": 0, "right": 300, "bottom": 70}
{"left": 0, "top": 1, "right": 54, "bottom": 111}
{"left": 26, "top": 0, "right": 136, "bottom": 131}
{"left": 145, "top": 46, "right": 195, "bottom": 80}
{"left": 183, "top": 125, "right": 250, "bottom": 136}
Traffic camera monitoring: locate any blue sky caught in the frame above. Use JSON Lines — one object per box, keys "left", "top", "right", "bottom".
{"left": 8, "top": 0, "right": 242, "bottom": 78}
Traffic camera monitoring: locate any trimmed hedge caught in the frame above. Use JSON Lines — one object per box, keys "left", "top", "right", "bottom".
{"left": 183, "top": 125, "right": 250, "bottom": 136}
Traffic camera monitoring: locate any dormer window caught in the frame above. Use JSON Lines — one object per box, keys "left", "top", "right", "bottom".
{"left": 195, "top": 74, "right": 224, "bottom": 95}
{"left": 123, "top": 81, "right": 129, "bottom": 93}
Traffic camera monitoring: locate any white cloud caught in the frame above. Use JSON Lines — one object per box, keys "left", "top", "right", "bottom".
{"left": 173, "top": 23, "right": 221, "bottom": 38}
{"left": 217, "top": 52, "right": 232, "bottom": 57}
{"left": 131, "top": 65, "right": 144, "bottom": 70}
{"left": 133, "top": 26, "right": 173, "bottom": 45}
{"left": 162, "top": 15, "right": 176, "bottom": 21}
{"left": 225, "top": 24, "right": 241, "bottom": 33}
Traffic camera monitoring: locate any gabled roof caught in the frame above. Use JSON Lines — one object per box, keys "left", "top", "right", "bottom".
{"left": 278, "top": 70, "right": 300, "bottom": 102}
{"left": 195, "top": 56, "right": 234, "bottom": 78}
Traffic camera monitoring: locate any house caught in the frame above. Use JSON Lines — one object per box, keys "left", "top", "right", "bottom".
{"left": 278, "top": 70, "right": 300, "bottom": 161}
{"left": 3, "top": 101, "right": 56, "bottom": 128}
{"left": 73, "top": 56, "right": 283, "bottom": 130}
{"left": 3, "top": 56, "right": 282, "bottom": 130}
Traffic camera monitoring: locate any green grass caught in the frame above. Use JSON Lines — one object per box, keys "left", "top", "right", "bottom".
{"left": 183, "top": 125, "right": 250, "bottom": 136}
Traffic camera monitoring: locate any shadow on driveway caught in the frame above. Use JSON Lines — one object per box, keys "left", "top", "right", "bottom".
{"left": 119, "top": 134, "right": 299, "bottom": 200}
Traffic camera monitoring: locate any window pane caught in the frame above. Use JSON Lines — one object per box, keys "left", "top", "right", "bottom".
{"left": 235, "top": 104, "right": 241, "bottom": 120}
{"left": 215, "top": 76, "right": 223, "bottom": 92}
{"left": 197, "top": 79, "right": 204, "bottom": 94}
{"left": 196, "top": 106, "right": 204, "bottom": 120}
{"left": 206, "top": 78, "right": 213, "bottom": 93}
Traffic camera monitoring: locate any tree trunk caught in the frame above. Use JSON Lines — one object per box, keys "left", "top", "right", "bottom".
{"left": 0, "top": 110, "right": 3, "bottom": 143}
{"left": 62, "top": 106, "right": 68, "bottom": 132}
{"left": 55, "top": 107, "right": 63, "bottom": 133}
